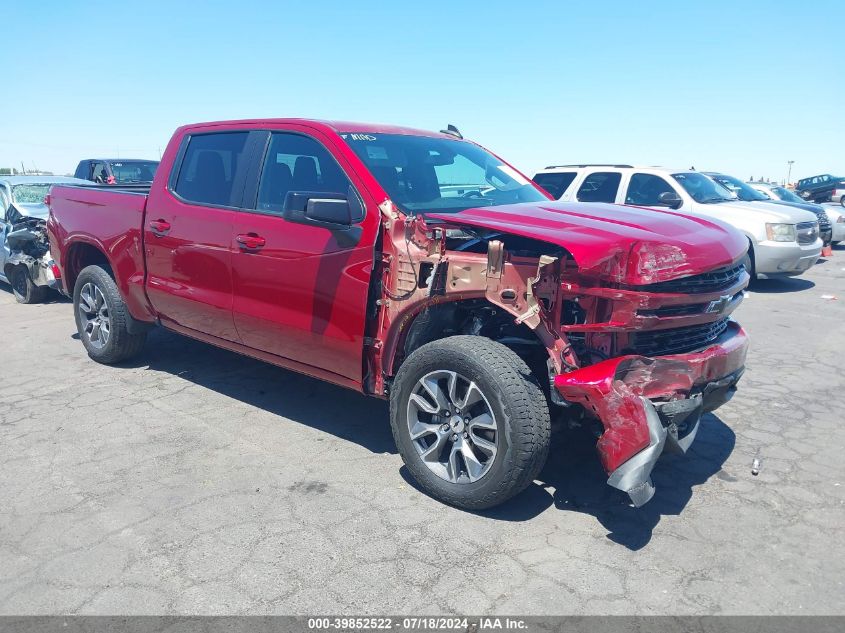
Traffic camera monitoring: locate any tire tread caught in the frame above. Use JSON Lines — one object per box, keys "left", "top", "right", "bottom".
{"left": 390, "top": 335, "right": 550, "bottom": 510}
{"left": 74, "top": 265, "right": 147, "bottom": 364}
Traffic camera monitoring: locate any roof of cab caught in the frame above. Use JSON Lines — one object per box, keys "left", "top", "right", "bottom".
{"left": 176, "top": 118, "right": 454, "bottom": 139}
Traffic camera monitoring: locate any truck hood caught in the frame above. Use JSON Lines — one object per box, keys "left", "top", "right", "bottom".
{"left": 749, "top": 199, "right": 825, "bottom": 218}
{"left": 743, "top": 200, "right": 819, "bottom": 223}
{"left": 426, "top": 201, "right": 748, "bottom": 285}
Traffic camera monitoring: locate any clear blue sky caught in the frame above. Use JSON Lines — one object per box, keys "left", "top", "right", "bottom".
{"left": 2, "top": 0, "right": 843, "bottom": 183}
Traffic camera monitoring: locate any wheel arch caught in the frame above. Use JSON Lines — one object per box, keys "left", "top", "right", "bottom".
{"left": 385, "top": 297, "right": 550, "bottom": 380}
{"left": 64, "top": 240, "right": 112, "bottom": 292}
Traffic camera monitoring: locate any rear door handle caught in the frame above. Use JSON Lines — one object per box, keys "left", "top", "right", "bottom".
{"left": 236, "top": 233, "right": 266, "bottom": 250}
{"left": 149, "top": 219, "right": 171, "bottom": 236}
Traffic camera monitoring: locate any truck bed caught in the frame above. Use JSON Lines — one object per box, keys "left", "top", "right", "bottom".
{"left": 47, "top": 185, "right": 153, "bottom": 320}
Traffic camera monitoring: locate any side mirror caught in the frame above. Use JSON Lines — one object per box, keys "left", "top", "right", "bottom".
{"left": 305, "top": 197, "right": 352, "bottom": 226}
{"left": 657, "top": 191, "right": 683, "bottom": 209}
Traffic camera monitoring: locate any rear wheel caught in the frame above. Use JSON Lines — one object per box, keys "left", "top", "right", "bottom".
{"left": 390, "top": 336, "right": 550, "bottom": 510}
{"left": 840, "top": 195, "right": 844, "bottom": 207}
{"left": 73, "top": 265, "right": 147, "bottom": 364}
{"left": 11, "top": 266, "right": 44, "bottom": 304}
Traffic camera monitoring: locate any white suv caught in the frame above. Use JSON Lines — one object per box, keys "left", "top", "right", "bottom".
{"left": 532, "top": 165, "right": 822, "bottom": 280}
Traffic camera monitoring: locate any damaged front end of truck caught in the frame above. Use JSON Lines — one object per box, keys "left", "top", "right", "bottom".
{"left": 370, "top": 201, "right": 749, "bottom": 506}
{"left": 3, "top": 205, "right": 61, "bottom": 294}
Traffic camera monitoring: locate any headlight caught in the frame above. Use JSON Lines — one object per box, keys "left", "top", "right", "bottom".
{"left": 765, "top": 223, "right": 796, "bottom": 242}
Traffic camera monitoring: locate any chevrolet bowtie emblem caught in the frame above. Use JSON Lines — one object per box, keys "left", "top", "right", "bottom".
{"left": 705, "top": 294, "right": 734, "bottom": 314}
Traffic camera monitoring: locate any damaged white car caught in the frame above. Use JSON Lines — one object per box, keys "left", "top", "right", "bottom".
{"left": 0, "top": 176, "right": 90, "bottom": 303}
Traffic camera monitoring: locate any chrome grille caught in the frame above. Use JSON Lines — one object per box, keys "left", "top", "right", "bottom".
{"left": 629, "top": 318, "right": 729, "bottom": 356}
{"left": 796, "top": 221, "right": 819, "bottom": 245}
{"left": 636, "top": 264, "right": 745, "bottom": 295}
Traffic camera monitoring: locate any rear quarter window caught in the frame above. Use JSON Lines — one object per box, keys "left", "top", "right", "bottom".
{"left": 576, "top": 172, "right": 622, "bottom": 203}
{"left": 173, "top": 132, "right": 250, "bottom": 207}
{"left": 532, "top": 172, "right": 576, "bottom": 199}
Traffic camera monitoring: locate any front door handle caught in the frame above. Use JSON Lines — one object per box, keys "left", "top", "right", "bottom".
{"left": 236, "top": 233, "right": 266, "bottom": 250}
{"left": 149, "top": 219, "right": 171, "bottom": 236}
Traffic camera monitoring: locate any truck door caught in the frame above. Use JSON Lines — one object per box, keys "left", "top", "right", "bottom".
{"left": 143, "top": 131, "right": 251, "bottom": 342}
{"left": 230, "top": 129, "right": 377, "bottom": 383}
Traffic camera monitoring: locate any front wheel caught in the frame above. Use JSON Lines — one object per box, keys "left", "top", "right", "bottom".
{"left": 390, "top": 336, "right": 551, "bottom": 510}
{"left": 73, "top": 265, "right": 147, "bottom": 364}
{"left": 11, "top": 266, "right": 44, "bottom": 304}
{"left": 840, "top": 195, "right": 844, "bottom": 207}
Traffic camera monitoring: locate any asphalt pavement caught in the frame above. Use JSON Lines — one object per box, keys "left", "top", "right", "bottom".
{"left": 1, "top": 249, "right": 844, "bottom": 615}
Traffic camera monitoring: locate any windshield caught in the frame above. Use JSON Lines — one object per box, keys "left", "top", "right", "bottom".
{"left": 11, "top": 184, "right": 51, "bottom": 204}
{"left": 772, "top": 186, "right": 805, "bottom": 204}
{"left": 672, "top": 173, "right": 736, "bottom": 204}
{"left": 343, "top": 133, "right": 548, "bottom": 214}
{"left": 710, "top": 174, "right": 770, "bottom": 201}
{"left": 109, "top": 161, "right": 159, "bottom": 183}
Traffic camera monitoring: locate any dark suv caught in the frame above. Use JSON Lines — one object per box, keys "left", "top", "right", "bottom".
{"left": 74, "top": 159, "right": 159, "bottom": 185}
{"left": 795, "top": 174, "right": 845, "bottom": 203}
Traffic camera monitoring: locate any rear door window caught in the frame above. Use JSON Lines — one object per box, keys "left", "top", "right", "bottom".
{"left": 575, "top": 172, "right": 621, "bottom": 203}
{"left": 254, "top": 132, "right": 355, "bottom": 216}
{"left": 173, "top": 132, "right": 250, "bottom": 207}
{"left": 625, "top": 173, "right": 676, "bottom": 206}
{"left": 532, "top": 172, "right": 576, "bottom": 199}
{"left": 91, "top": 162, "right": 108, "bottom": 183}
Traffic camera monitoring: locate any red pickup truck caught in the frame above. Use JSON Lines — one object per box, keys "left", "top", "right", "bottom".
{"left": 47, "top": 119, "right": 749, "bottom": 509}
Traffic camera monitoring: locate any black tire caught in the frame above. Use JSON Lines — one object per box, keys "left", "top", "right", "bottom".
{"left": 73, "top": 265, "right": 147, "bottom": 364}
{"left": 390, "top": 335, "right": 551, "bottom": 510}
{"left": 839, "top": 195, "right": 844, "bottom": 208}
{"left": 11, "top": 266, "right": 45, "bottom": 304}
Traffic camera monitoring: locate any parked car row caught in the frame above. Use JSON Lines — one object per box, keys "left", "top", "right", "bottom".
{"left": 1, "top": 119, "right": 838, "bottom": 511}
{"left": 748, "top": 181, "right": 845, "bottom": 245}
{"left": 1, "top": 157, "right": 160, "bottom": 304}
{"left": 531, "top": 165, "right": 826, "bottom": 280}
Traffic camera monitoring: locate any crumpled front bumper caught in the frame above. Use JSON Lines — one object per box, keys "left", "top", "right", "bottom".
{"left": 554, "top": 320, "right": 748, "bottom": 506}
{"left": 4, "top": 252, "right": 59, "bottom": 290}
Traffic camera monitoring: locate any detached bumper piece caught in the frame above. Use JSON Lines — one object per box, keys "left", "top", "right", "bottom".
{"left": 555, "top": 321, "right": 748, "bottom": 506}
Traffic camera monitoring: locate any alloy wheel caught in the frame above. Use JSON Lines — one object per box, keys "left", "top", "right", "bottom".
{"left": 78, "top": 282, "right": 111, "bottom": 349}
{"left": 406, "top": 370, "right": 499, "bottom": 484}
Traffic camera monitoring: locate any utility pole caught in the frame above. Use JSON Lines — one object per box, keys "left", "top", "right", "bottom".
{"left": 787, "top": 160, "right": 795, "bottom": 186}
